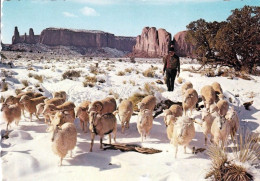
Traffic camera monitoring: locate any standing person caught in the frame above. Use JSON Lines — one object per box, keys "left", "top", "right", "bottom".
{"left": 163, "top": 47, "right": 180, "bottom": 92}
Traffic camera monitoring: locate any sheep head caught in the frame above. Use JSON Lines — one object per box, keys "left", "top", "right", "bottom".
{"left": 1, "top": 103, "right": 8, "bottom": 112}
{"left": 88, "top": 101, "right": 103, "bottom": 113}
{"left": 42, "top": 104, "right": 56, "bottom": 115}
{"left": 19, "top": 95, "right": 30, "bottom": 104}
{"left": 216, "top": 116, "right": 226, "bottom": 130}
{"left": 4, "top": 95, "right": 16, "bottom": 104}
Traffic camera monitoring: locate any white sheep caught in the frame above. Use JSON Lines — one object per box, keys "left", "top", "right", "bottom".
{"left": 51, "top": 122, "right": 77, "bottom": 166}
{"left": 163, "top": 105, "right": 182, "bottom": 126}
{"left": 137, "top": 109, "right": 153, "bottom": 142}
{"left": 1, "top": 103, "right": 21, "bottom": 134}
{"left": 225, "top": 106, "right": 239, "bottom": 140}
{"left": 183, "top": 88, "right": 198, "bottom": 116}
{"left": 211, "top": 114, "right": 230, "bottom": 147}
{"left": 171, "top": 116, "right": 195, "bottom": 158}
{"left": 137, "top": 95, "right": 156, "bottom": 112}
{"left": 200, "top": 85, "right": 216, "bottom": 111}
{"left": 88, "top": 97, "right": 117, "bottom": 115}
{"left": 181, "top": 82, "right": 193, "bottom": 95}
{"left": 75, "top": 101, "right": 91, "bottom": 133}
{"left": 19, "top": 95, "right": 47, "bottom": 121}
{"left": 211, "top": 82, "right": 223, "bottom": 102}
{"left": 165, "top": 115, "right": 177, "bottom": 141}
{"left": 216, "top": 99, "right": 229, "bottom": 117}
{"left": 89, "top": 111, "right": 117, "bottom": 152}
{"left": 114, "top": 99, "right": 133, "bottom": 133}
{"left": 201, "top": 110, "right": 218, "bottom": 146}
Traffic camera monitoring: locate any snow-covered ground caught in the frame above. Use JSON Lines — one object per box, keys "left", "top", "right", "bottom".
{"left": 1, "top": 57, "right": 259, "bottom": 181}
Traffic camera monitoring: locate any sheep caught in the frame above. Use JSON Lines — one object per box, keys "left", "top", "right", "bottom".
{"left": 137, "top": 95, "right": 156, "bottom": 112}
{"left": 225, "top": 106, "right": 239, "bottom": 140}
{"left": 114, "top": 99, "right": 133, "bottom": 133}
{"left": 211, "top": 114, "right": 230, "bottom": 147}
{"left": 1, "top": 103, "right": 21, "bottom": 135}
{"left": 212, "top": 82, "right": 223, "bottom": 102}
{"left": 182, "top": 88, "right": 198, "bottom": 116}
{"left": 88, "top": 97, "right": 117, "bottom": 115}
{"left": 36, "top": 103, "right": 46, "bottom": 122}
{"left": 181, "top": 82, "right": 193, "bottom": 95}
{"left": 34, "top": 92, "right": 43, "bottom": 98}
{"left": 163, "top": 105, "right": 183, "bottom": 126}
{"left": 200, "top": 85, "right": 216, "bottom": 111}
{"left": 88, "top": 111, "right": 117, "bottom": 152}
{"left": 44, "top": 97, "right": 66, "bottom": 105}
{"left": 75, "top": 101, "right": 91, "bottom": 133}
{"left": 218, "top": 93, "right": 225, "bottom": 101}
{"left": 171, "top": 116, "right": 195, "bottom": 158}
{"left": 50, "top": 122, "right": 77, "bottom": 166}
{"left": 4, "top": 91, "right": 35, "bottom": 116}
{"left": 19, "top": 95, "right": 47, "bottom": 122}
{"left": 137, "top": 109, "right": 153, "bottom": 142}
{"left": 216, "top": 99, "right": 229, "bottom": 117}
{"left": 53, "top": 91, "right": 67, "bottom": 100}
{"left": 42, "top": 101, "right": 76, "bottom": 122}
{"left": 201, "top": 110, "right": 218, "bottom": 146}
{"left": 165, "top": 115, "right": 177, "bottom": 141}
{"left": 209, "top": 104, "right": 219, "bottom": 113}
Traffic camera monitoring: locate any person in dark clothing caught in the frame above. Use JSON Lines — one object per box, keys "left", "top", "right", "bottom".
{"left": 163, "top": 47, "right": 180, "bottom": 92}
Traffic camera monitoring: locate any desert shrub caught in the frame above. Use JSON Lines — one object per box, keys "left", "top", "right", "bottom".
{"left": 62, "top": 70, "right": 81, "bottom": 80}
{"left": 125, "top": 68, "right": 133, "bottom": 73}
{"left": 128, "top": 93, "right": 148, "bottom": 111}
{"left": 117, "top": 71, "right": 126, "bottom": 76}
{"left": 130, "top": 80, "right": 136, "bottom": 86}
{"left": 1, "top": 82, "right": 8, "bottom": 92}
{"left": 33, "top": 74, "right": 44, "bottom": 83}
{"left": 21, "top": 80, "right": 29, "bottom": 87}
{"left": 205, "top": 131, "right": 259, "bottom": 181}
{"left": 27, "top": 67, "right": 34, "bottom": 71}
{"left": 0, "top": 96, "right": 5, "bottom": 103}
{"left": 98, "top": 79, "right": 106, "bottom": 83}
{"left": 16, "top": 55, "right": 22, "bottom": 59}
{"left": 123, "top": 80, "right": 127, "bottom": 84}
{"left": 130, "top": 57, "right": 136, "bottom": 63}
{"left": 83, "top": 75, "right": 97, "bottom": 87}
{"left": 89, "top": 64, "right": 98, "bottom": 75}
{"left": 118, "top": 59, "right": 123, "bottom": 62}
{"left": 143, "top": 82, "right": 164, "bottom": 94}
{"left": 143, "top": 67, "right": 155, "bottom": 78}
{"left": 28, "top": 73, "right": 33, "bottom": 78}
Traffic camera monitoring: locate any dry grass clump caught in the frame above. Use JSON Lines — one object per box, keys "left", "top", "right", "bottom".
{"left": 89, "top": 64, "right": 98, "bottom": 75}
{"left": 143, "top": 82, "right": 164, "bottom": 94}
{"left": 28, "top": 73, "right": 44, "bottom": 83}
{"left": 1, "top": 82, "right": 8, "bottom": 92}
{"left": 15, "top": 88, "right": 23, "bottom": 95}
{"left": 205, "top": 131, "right": 259, "bottom": 181}
{"left": 62, "top": 70, "right": 81, "bottom": 80}
{"left": 21, "top": 80, "right": 29, "bottom": 87}
{"left": 130, "top": 80, "right": 136, "bottom": 86}
{"left": 117, "top": 71, "right": 126, "bottom": 76}
{"left": 125, "top": 68, "right": 133, "bottom": 73}
{"left": 128, "top": 92, "right": 148, "bottom": 111}
{"left": 143, "top": 67, "right": 155, "bottom": 78}
{"left": 27, "top": 67, "right": 35, "bottom": 71}
{"left": 123, "top": 80, "right": 127, "bottom": 84}
{"left": 83, "top": 75, "right": 97, "bottom": 87}
{"left": 0, "top": 96, "right": 5, "bottom": 103}
{"left": 43, "top": 65, "right": 50, "bottom": 69}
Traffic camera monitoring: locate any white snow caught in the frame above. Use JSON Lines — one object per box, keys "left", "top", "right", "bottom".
{"left": 1, "top": 57, "right": 259, "bottom": 181}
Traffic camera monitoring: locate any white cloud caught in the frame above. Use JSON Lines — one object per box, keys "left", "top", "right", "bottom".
{"left": 62, "top": 12, "right": 78, "bottom": 18}
{"left": 80, "top": 6, "right": 99, "bottom": 16}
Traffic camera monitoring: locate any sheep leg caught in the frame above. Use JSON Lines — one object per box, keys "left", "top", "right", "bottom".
{"left": 6, "top": 122, "right": 10, "bottom": 135}
{"left": 80, "top": 120, "right": 84, "bottom": 131}
{"left": 109, "top": 134, "right": 112, "bottom": 144}
{"left": 59, "top": 157, "right": 63, "bottom": 166}
{"left": 90, "top": 133, "right": 95, "bottom": 152}
{"left": 205, "top": 135, "right": 208, "bottom": 146}
{"left": 141, "top": 133, "right": 143, "bottom": 142}
{"left": 35, "top": 113, "right": 40, "bottom": 121}
{"left": 30, "top": 113, "right": 32, "bottom": 122}
{"left": 175, "top": 145, "right": 178, "bottom": 158}
{"left": 184, "top": 146, "right": 187, "bottom": 154}
{"left": 84, "top": 121, "right": 88, "bottom": 133}
{"left": 70, "top": 150, "right": 73, "bottom": 158}
{"left": 100, "top": 136, "right": 103, "bottom": 149}
{"left": 121, "top": 124, "right": 125, "bottom": 134}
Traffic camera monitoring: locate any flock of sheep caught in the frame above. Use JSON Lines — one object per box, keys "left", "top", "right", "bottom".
{"left": 1, "top": 81, "right": 240, "bottom": 165}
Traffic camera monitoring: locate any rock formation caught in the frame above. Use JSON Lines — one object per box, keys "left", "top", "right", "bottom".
{"left": 132, "top": 27, "right": 171, "bottom": 57}
{"left": 173, "top": 31, "right": 196, "bottom": 58}
{"left": 28, "top": 28, "right": 36, "bottom": 44}
{"left": 12, "top": 26, "right": 21, "bottom": 44}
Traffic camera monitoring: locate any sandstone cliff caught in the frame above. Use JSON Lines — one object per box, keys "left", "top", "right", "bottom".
{"left": 132, "top": 27, "right": 171, "bottom": 57}
{"left": 173, "top": 31, "right": 196, "bottom": 58}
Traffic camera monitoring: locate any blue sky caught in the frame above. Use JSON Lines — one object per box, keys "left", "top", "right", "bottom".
{"left": 1, "top": 0, "right": 259, "bottom": 44}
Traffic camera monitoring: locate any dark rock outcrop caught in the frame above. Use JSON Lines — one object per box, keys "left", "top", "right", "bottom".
{"left": 132, "top": 27, "right": 171, "bottom": 57}
{"left": 173, "top": 31, "right": 196, "bottom": 58}
{"left": 28, "top": 28, "right": 36, "bottom": 44}
{"left": 12, "top": 26, "right": 21, "bottom": 44}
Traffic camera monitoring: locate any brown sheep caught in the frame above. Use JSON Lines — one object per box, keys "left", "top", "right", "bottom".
{"left": 88, "top": 97, "right": 116, "bottom": 115}
{"left": 75, "top": 101, "right": 91, "bottom": 133}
